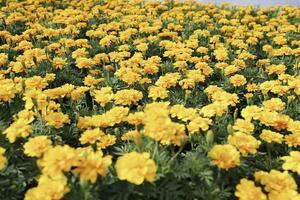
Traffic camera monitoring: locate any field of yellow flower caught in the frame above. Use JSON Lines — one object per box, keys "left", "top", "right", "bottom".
{"left": 0, "top": 0, "right": 300, "bottom": 199}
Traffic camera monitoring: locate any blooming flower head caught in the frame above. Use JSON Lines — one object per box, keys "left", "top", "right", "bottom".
{"left": 282, "top": 151, "right": 300, "bottom": 175}
{"left": 24, "top": 136, "right": 52, "bottom": 157}
{"left": 38, "top": 145, "right": 77, "bottom": 178}
{"left": 73, "top": 148, "right": 112, "bottom": 183}
{"left": 254, "top": 170, "right": 297, "bottom": 193}
{"left": 230, "top": 74, "right": 247, "bottom": 87}
{"left": 228, "top": 132, "right": 261, "bottom": 156}
{"left": 208, "top": 144, "right": 240, "bottom": 170}
{"left": 116, "top": 151, "right": 157, "bottom": 185}
{"left": 44, "top": 112, "right": 70, "bottom": 129}
{"left": 235, "top": 179, "right": 267, "bottom": 200}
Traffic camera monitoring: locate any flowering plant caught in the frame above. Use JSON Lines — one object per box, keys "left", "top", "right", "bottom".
{"left": 0, "top": 0, "right": 300, "bottom": 199}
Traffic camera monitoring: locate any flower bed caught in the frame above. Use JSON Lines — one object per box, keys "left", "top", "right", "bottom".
{"left": 0, "top": 0, "right": 300, "bottom": 199}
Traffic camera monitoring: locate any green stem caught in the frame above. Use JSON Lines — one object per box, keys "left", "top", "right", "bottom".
{"left": 152, "top": 141, "right": 158, "bottom": 159}
{"left": 168, "top": 142, "right": 185, "bottom": 164}
{"left": 266, "top": 143, "right": 272, "bottom": 170}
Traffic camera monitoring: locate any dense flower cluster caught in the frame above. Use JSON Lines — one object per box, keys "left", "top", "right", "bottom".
{"left": 0, "top": 0, "right": 299, "bottom": 199}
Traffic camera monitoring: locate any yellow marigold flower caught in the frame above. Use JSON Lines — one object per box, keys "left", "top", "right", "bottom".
{"left": 241, "top": 105, "right": 262, "bottom": 121}
{"left": 143, "top": 102, "right": 186, "bottom": 145}
{"left": 187, "top": 116, "right": 212, "bottom": 134}
{"left": 232, "top": 119, "right": 254, "bottom": 134}
{"left": 214, "top": 47, "right": 228, "bottom": 61}
{"left": 228, "top": 132, "right": 261, "bottom": 156}
{"left": 246, "top": 83, "right": 259, "bottom": 92}
{"left": 24, "top": 174, "right": 69, "bottom": 200}
{"left": 0, "top": 53, "right": 8, "bottom": 65}
{"left": 52, "top": 57, "right": 67, "bottom": 70}
{"left": 287, "top": 120, "right": 300, "bottom": 134}
{"left": 114, "top": 89, "right": 143, "bottom": 106}
{"left": 73, "top": 149, "right": 112, "bottom": 183}
{"left": 70, "top": 86, "right": 89, "bottom": 101}
{"left": 116, "top": 151, "right": 157, "bottom": 185}
{"left": 258, "top": 111, "right": 291, "bottom": 131}
{"left": 0, "top": 79, "right": 17, "bottom": 101}
{"left": 282, "top": 151, "right": 300, "bottom": 175}
{"left": 38, "top": 145, "right": 77, "bottom": 178}
{"left": 3, "top": 119, "right": 32, "bottom": 143}
{"left": 235, "top": 179, "right": 267, "bottom": 200}
{"left": 93, "top": 87, "right": 114, "bottom": 107}
{"left": 273, "top": 35, "right": 287, "bottom": 45}
{"left": 136, "top": 43, "right": 148, "bottom": 52}
{"left": 24, "top": 136, "right": 52, "bottom": 157}
{"left": 230, "top": 74, "right": 247, "bottom": 87}
{"left": 155, "top": 72, "right": 181, "bottom": 88}
{"left": 284, "top": 133, "right": 300, "bottom": 147}
{"left": 254, "top": 170, "right": 297, "bottom": 193}
{"left": 45, "top": 112, "right": 70, "bottom": 129}
{"left": 267, "top": 190, "right": 300, "bottom": 200}
{"left": 0, "top": 147, "right": 7, "bottom": 171}
{"left": 25, "top": 75, "right": 49, "bottom": 90}
{"left": 96, "top": 134, "right": 116, "bottom": 149}
{"left": 125, "top": 112, "right": 144, "bottom": 126}
{"left": 76, "top": 57, "right": 95, "bottom": 69}
{"left": 9, "top": 61, "right": 26, "bottom": 73}
{"left": 148, "top": 86, "right": 169, "bottom": 100}
{"left": 259, "top": 130, "right": 283, "bottom": 144}
{"left": 71, "top": 48, "right": 88, "bottom": 59}
{"left": 79, "top": 128, "right": 105, "bottom": 145}
{"left": 84, "top": 75, "right": 102, "bottom": 86}
{"left": 208, "top": 144, "right": 240, "bottom": 170}
{"left": 121, "top": 130, "right": 140, "bottom": 141}
{"left": 262, "top": 98, "right": 285, "bottom": 112}
{"left": 170, "top": 105, "right": 198, "bottom": 122}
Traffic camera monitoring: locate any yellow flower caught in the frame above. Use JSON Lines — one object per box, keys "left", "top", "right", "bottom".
{"left": 259, "top": 130, "right": 283, "bottom": 144}
{"left": 232, "top": 119, "right": 254, "bottom": 134}
{"left": 24, "top": 174, "right": 69, "bottom": 200}
{"left": 0, "top": 79, "right": 17, "bottom": 101}
{"left": 254, "top": 170, "right": 297, "bottom": 193}
{"left": 262, "top": 98, "right": 285, "bottom": 112}
{"left": 208, "top": 144, "right": 240, "bottom": 170}
{"left": 52, "top": 57, "right": 67, "bottom": 70}
{"left": 75, "top": 57, "right": 95, "bottom": 69}
{"left": 70, "top": 86, "right": 89, "bottom": 101}
{"left": 92, "top": 87, "right": 114, "bottom": 107}
{"left": 125, "top": 112, "right": 144, "bottom": 126}
{"left": 241, "top": 106, "right": 262, "bottom": 121}
{"left": 79, "top": 128, "right": 105, "bottom": 145}
{"left": 96, "top": 134, "right": 116, "bottom": 149}
{"left": 235, "top": 179, "right": 267, "bottom": 200}
{"left": 24, "top": 136, "right": 52, "bottom": 157}
{"left": 267, "top": 190, "right": 300, "bottom": 200}
{"left": 284, "top": 133, "right": 300, "bottom": 147}
{"left": 214, "top": 47, "right": 228, "bottom": 61}
{"left": 45, "top": 112, "right": 70, "bottom": 129}
{"left": 230, "top": 74, "right": 247, "bottom": 87}
{"left": 187, "top": 116, "right": 212, "bottom": 134}
{"left": 228, "top": 132, "right": 261, "bottom": 156}
{"left": 0, "top": 147, "right": 7, "bottom": 171}
{"left": 115, "top": 151, "right": 157, "bottom": 185}
{"left": 114, "top": 89, "right": 143, "bottom": 106}
{"left": 155, "top": 72, "right": 181, "bottom": 88}
{"left": 282, "top": 151, "right": 300, "bottom": 175}
{"left": 73, "top": 149, "right": 112, "bottom": 183}
{"left": 148, "top": 86, "right": 169, "bottom": 100}
{"left": 0, "top": 53, "right": 8, "bottom": 65}
{"left": 38, "top": 145, "right": 77, "bottom": 178}
{"left": 4, "top": 119, "right": 32, "bottom": 143}
{"left": 84, "top": 75, "right": 102, "bottom": 86}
